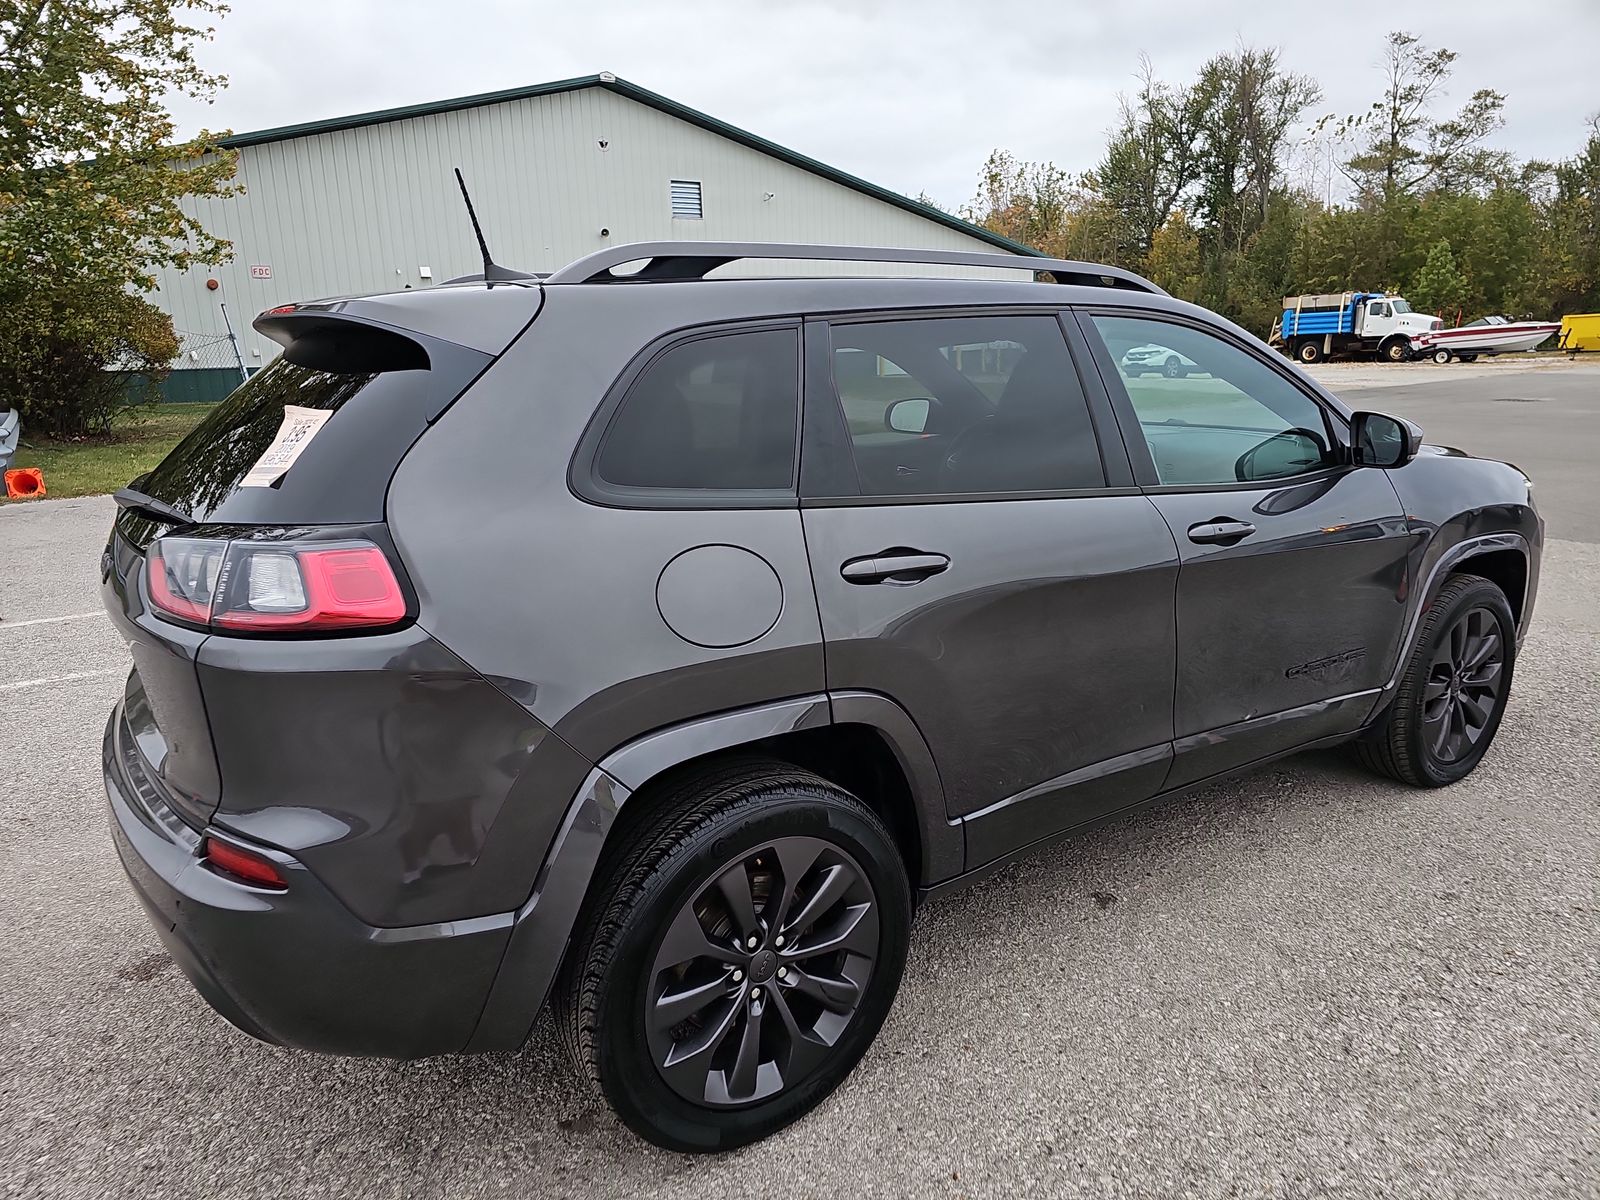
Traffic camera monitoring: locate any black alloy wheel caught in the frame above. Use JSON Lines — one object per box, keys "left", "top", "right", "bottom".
{"left": 557, "top": 762, "right": 911, "bottom": 1152}
{"left": 1421, "top": 605, "right": 1505, "bottom": 764}
{"left": 1355, "top": 574, "right": 1516, "bottom": 787}
{"left": 645, "top": 836, "right": 879, "bottom": 1107}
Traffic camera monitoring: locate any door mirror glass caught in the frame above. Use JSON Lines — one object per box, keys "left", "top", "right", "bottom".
{"left": 884, "top": 396, "right": 931, "bottom": 434}
{"left": 1235, "top": 428, "right": 1329, "bottom": 482}
{"left": 1352, "top": 411, "right": 1420, "bottom": 468}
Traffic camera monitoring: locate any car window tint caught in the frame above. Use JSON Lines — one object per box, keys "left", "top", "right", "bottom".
{"left": 596, "top": 328, "right": 799, "bottom": 491}
{"left": 827, "top": 315, "right": 1103, "bottom": 496}
{"left": 1091, "top": 314, "right": 1335, "bottom": 486}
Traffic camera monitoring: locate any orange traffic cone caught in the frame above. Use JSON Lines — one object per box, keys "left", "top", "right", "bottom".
{"left": 4, "top": 467, "right": 45, "bottom": 499}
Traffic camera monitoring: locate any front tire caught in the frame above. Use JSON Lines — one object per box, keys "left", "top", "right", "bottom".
{"left": 557, "top": 760, "right": 912, "bottom": 1152}
{"left": 1356, "top": 574, "right": 1516, "bottom": 787}
{"left": 1382, "top": 337, "right": 1410, "bottom": 363}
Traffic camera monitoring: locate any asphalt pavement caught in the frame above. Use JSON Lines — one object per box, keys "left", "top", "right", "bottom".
{"left": 1, "top": 360, "right": 1595, "bottom": 1199}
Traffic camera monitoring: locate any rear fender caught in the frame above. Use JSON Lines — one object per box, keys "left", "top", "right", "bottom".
{"left": 465, "top": 691, "right": 956, "bottom": 1052}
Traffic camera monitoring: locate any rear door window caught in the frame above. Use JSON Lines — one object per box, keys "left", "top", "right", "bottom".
{"left": 592, "top": 327, "right": 800, "bottom": 495}
{"left": 819, "top": 314, "right": 1104, "bottom": 497}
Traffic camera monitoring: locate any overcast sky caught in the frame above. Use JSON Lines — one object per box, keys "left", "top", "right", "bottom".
{"left": 165, "top": 0, "right": 1600, "bottom": 212}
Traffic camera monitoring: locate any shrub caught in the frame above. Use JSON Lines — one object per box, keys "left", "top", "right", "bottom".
{"left": 0, "top": 283, "right": 180, "bottom": 438}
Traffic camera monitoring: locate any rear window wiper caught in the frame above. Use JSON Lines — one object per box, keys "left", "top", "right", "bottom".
{"left": 113, "top": 486, "right": 192, "bottom": 527}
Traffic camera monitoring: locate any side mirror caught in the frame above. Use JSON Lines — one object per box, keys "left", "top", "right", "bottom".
{"left": 1351, "top": 411, "right": 1422, "bottom": 469}
{"left": 885, "top": 396, "right": 933, "bottom": 434}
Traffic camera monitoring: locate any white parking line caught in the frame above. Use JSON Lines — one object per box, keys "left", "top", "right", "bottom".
{"left": 0, "top": 669, "right": 121, "bottom": 692}
{"left": 0, "top": 610, "right": 106, "bottom": 632}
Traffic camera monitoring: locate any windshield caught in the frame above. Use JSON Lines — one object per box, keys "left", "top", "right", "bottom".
{"left": 1389, "top": 299, "right": 1412, "bottom": 314}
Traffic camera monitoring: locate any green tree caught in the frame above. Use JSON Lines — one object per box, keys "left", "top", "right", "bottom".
{"left": 0, "top": 0, "right": 237, "bottom": 436}
{"left": 1539, "top": 118, "right": 1600, "bottom": 316}
{"left": 1189, "top": 46, "right": 1321, "bottom": 312}
{"left": 1409, "top": 238, "right": 1470, "bottom": 318}
{"left": 1093, "top": 56, "right": 1206, "bottom": 262}
{"left": 1340, "top": 31, "right": 1508, "bottom": 205}
{"left": 1143, "top": 211, "right": 1203, "bottom": 302}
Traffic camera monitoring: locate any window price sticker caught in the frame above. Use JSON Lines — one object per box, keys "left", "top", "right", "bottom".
{"left": 241, "top": 406, "right": 333, "bottom": 487}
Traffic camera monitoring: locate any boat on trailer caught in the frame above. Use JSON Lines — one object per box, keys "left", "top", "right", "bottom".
{"left": 1415, "top": 315, "right": 1562, "bottom": 363}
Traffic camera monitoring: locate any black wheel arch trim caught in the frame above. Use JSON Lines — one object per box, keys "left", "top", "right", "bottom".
{"left": 1382, "top": 530, "right": 1533, "bottom": 697}
{"left": 464, "top": 690, "right": 957, "bottom": 1053}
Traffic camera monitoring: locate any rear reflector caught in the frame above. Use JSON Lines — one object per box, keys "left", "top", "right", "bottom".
{"left": 147, "top": 536, "right": 407, "bottom": 634}
{"left": 203, "top": 838, "right": 287, "bottom": 889}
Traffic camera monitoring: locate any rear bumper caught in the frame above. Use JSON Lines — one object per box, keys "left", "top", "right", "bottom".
{"left": 103, "top": 705, "right": 513, "bottom": 1058}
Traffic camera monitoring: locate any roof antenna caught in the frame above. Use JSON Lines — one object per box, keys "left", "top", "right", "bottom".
{"left": 452, "top": 167, "right": 535, "bottom": 285}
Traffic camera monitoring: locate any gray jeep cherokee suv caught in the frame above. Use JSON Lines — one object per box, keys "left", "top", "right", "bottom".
{"left": 102, "top": 242, "right": 1540, "bottom": 1151}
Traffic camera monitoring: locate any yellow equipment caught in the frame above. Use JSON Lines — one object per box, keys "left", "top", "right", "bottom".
{"left": 1558, "top": 313, "right": 1600, "bottom": 353}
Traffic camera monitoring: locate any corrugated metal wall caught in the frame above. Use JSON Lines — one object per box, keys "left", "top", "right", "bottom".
{"left": 151, "top": 86, "right": 1019, "bottom": 368}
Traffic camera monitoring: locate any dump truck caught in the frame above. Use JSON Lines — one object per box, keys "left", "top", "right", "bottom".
{"left": 1272, "top": 292, "right": 1442, "bottom": 364}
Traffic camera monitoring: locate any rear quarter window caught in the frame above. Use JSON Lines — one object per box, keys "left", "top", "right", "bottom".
{"left": 584, "top": 326, "right": 801, "bottom": 503}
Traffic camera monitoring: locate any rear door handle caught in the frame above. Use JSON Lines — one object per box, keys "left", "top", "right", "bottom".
{"left": 840, "top": 551, "right": 950, "bottom": 585}
{"left": 1187, "top": 519, "right": 1256, "bottom": 546}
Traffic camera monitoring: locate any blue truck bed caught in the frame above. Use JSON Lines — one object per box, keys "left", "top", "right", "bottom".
{"left": 1281, "top": 292, "right": 1381, "bottom": 339}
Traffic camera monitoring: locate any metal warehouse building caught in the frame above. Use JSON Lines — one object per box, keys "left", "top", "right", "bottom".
{"left": 153, "top": 72, "right": 1035, "bottom": 399}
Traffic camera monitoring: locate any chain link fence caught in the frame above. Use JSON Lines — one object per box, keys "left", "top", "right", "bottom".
{"left": 155, "top": 316, "right": 253, "bottom": 404}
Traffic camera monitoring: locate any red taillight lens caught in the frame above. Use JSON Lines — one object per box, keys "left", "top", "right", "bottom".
{"left": 212, "top": 545, "right": 406, "bottom": 631}
{"left": 147, "top": 537, "right": 228, "bottom": 625}
{"left": 203, "top": 837, "right": 287, "bottom": 889}
{"left": 146, "top": 536, "right": 407, "bottom": 633}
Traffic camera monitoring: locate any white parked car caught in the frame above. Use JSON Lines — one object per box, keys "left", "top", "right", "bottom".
{"left": 1120, "top": 344, "right": 1199, "bottom": 378}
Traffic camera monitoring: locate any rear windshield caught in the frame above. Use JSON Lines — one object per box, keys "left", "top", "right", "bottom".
{"left": 124, "top": 335, "right": 488, "bottom": 540}
{"left": 138, "top": 361, "right": 379, "bottom": 518}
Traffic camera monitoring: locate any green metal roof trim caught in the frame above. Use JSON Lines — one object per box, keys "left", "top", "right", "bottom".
{"left": 218, "top": 74, "right": 1044, "bottom": 258}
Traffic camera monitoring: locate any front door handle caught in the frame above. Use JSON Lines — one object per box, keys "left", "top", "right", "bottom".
{"left": 840, "top": 551, "right": 950, "bottom": 585}
{"left": 1187, "top": 518, "right": 1257, "bottom": 546}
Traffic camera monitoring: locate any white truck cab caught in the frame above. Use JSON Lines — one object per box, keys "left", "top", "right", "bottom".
{"left": 1359, "top": 296, "right": 1439, "bottom": 341}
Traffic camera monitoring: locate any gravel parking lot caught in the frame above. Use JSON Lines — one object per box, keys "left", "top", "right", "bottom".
{"left": 2, "top": 361, "right": 1596, "bottom": 1199}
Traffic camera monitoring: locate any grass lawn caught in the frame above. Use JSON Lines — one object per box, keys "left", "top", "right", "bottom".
{"left": 3, "top": 404, "right": 213, "bottom": 502}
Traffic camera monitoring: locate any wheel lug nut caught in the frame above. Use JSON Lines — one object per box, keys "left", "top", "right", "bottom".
{"left": 732, "top": 969, "right": 743, "bottom": 983}
{"left": 774, "top": 934, "right": 785, "bottom": 948}
{"left": 751, "top": 986, "right": 763, "bottom": 999}
{"left": 776, "top": 967, "right": 788, "bottom": 980}
{"left": 745, "top": 935, "right": 758, "bottom": 950}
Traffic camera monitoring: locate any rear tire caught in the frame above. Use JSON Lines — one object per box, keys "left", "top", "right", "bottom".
{"left": 1296, "top": 340, "right": 1323, "bottom": 364}
{"left": 1432, "top": 348, "right": 1453, "bottom": 365}
{"left": 1355, "top": 574, "right": 1516, "bottom": 787}
{"left": 556, "top": 759, "right": 912, "bottom": 1152}
{"left": 1163, "top": 356, "right": 1186, "bottom": 378}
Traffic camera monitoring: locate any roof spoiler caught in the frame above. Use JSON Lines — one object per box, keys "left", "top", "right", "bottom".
{"left": 542, "top": 241, "right": 1166, "bottom": 294}
{"left": 253, "top": 307, "right": 430, "bottom": 373}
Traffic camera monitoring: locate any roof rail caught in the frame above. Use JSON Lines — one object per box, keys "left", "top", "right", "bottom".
{"left": 541, "top": 241, "right": 1166, "bottom": 294}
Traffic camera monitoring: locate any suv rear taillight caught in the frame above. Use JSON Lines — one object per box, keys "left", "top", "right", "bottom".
{"left": 147, "top": 535, "right": 407, "bottom": 633}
